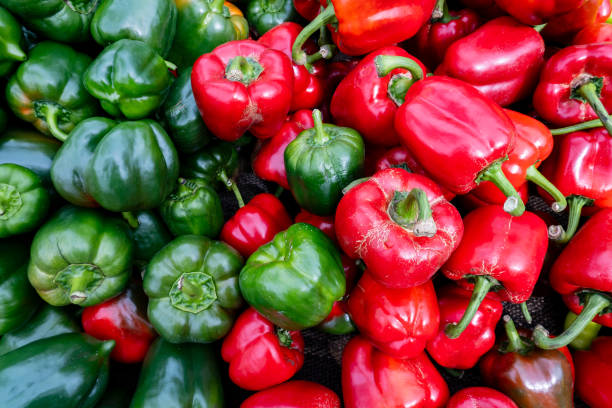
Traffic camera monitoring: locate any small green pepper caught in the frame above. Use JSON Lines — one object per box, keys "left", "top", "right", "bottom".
{"left": 122, "top": 211, "right": 172, "bottom": 266}
{"left": 0, "top": 5, "right": 26, "bottom": 77}
{"left": 246, "top": 0, "right": 298, "bottom": 35}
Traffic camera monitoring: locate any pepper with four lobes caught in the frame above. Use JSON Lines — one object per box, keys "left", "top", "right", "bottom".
{"left": 0, "top": 5, "right": 25, "bottom": 77}
{"left": 574, "top": 336, "right": 612, "bottom": 408}
{"left": 247, "top": 0, "right": 298, "bottom": 36}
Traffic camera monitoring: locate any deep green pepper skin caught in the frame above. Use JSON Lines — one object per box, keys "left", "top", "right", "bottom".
{"left": 5, "top": 42, "right": 99, "bottom": 142}
{"left": 246, "top": 0, "right": 298, "bottom": 35}
{"left": 0, "top": 238, "right": 39, "bottom": 335}
{"left": 0, "top": 5, "right": 26, "bottom": 77}
{"left": 0, "top": 333, "right": 114, "bottom": 408}
{"left": 318, "top": 311, "right": 356, "bottom": 335}
{"left": 240, "top": 223, "right": 346, "bottom": 330}
{"left": 160, "top": 67, "right": 210, "bottom": 154}
{"left": 0, "top": 0, "right": 98, "bottom": 43}
{"left": 91, "top": 0, "right": 177, "bottom": 57}
{"left": 181, "top": 141, "right": 239, "bottom": 188}
{"left": 123, "top": 211, "right": 172, "bottom": 265}
{"left": 130, "top": 338, "right": 224, "bottom": 407}
{"left": 144, "top": 235, "right": 243, "bottom": 343}
{"left": 28, "top": 206, "right": 133, "bottom": 307}
{"left": 83, "top": 40, "right": 173, "bottom": 120}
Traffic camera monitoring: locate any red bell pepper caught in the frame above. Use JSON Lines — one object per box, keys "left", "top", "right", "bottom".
{"left": 241, "top": 380, "right": 341, "bottom": 408}
{"left": 346, "top": 272, "right": 439, "bottom": 359}
{"left": 435, "top": 17, "right": 545, "bottom": 107}
{"left": 460, "top": 0, "right": 504, "bottom": 18}
{"left": 342, "top": 335, "right": 449, "bottom": 408}
{"left": 442, "top": 206, "right": 548, "bottom": 338}
{"left": 541, "top": 0, "right": 609, "bottom": 43}
{"left": 252, "top": 110, "right": 314, "bottom": 189}
{"left": 293, "top": 0, "right": 321, "bottom": 21}
{"left": 574, "top": 336, "right": 612, "bottom": 408}
{"left": 336, "top": 168, "right": 464, "bottom": 288}
{"left": 573, "top": 22, "right": 612, "bottom": 44}
{"left": 81, "top": 285, "right": 156, "bottom": 363}
{"left": 460, "top": 183, "right": 529, "bottom": 211}
{"left": 191, "top": 40, "right": 294, "bottom": 141}
{"left": 294, "top": 209, "right": 336, "bottom": 244}
{"left": 318, "top": 254, "right": 358, "bottom": 335}
{"left": 533, "top": 208, "right": 612, "bottom": 349}
{"left": 220, "top": 193, "right": 292, "bottom": 257}
{"left": 426, "top": 286, "right": 503, "bottom": 370}
{"left": 221, "top": 307, "right": 304, "bottom": 390}
{"left": 446, "top": 387, "right": 519, "bottom": 408}
{"left": 494, "top": 0, "right": 585, "bottom": 25}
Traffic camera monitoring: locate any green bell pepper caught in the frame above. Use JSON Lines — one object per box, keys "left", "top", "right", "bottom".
{"left": 318, "top": 312, "right": 356, "bottom": 335}
{"left": 246, "top": 0, "right": 298, "bottom": 35}
{"left": 285, "top": 109, "right": 365, "bottom": 216}
{"left": 0, "top": 238, "right": 39, "bottom": 335}
{"left": 0, "top": 333, "right": 114, "bottom": 408}
{"left": 130, "top": 338, "right": 224, "bottom": 407}
{"left": 5, "top": 41, "right": 99, "bottom": 141}
{"left": 160, "top": 67, "right": 210, "bottom": 154}
{"left": 240, "top": 222, "right": 346, "bottom": 330}
{"left": 28, "top": 206, "right": 133, "bottom": 307}
{"left": 144, "top": 235, "right": 243, "bottom": 343}
{"left": 168, "top": 0, "right": 249, "bottom": 69}
{"left": 160, "top": 178, "right": 223, "bottom": 238}
{"left": 122, "top": 211, "right": 172, "bottom": 266}
{"left": 91, "top": 0, "right": 177, "bottom": 57}
{"left": 0, "top": 5, "right": 25, "bottom": 77}
{"left": 83, "top": 39, "right": 174, "bottom": 120}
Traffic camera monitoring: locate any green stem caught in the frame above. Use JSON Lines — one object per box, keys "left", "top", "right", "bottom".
{"left": 276, "top": 327, "right": 293, "bottom": 348}
{"left": 210, "top": 0, "right": 225, "bottom": 13}
{"left": 503, "top": 315, "right": 528, "bottom": 353}
{"left": 564, "top": 311, "right": 602, "bottom": 350}
{"left": 44, "top": 105, "right": 69, "bottom": 142}
{"left": 164, "top": 60, "right": 177, "bottom": 71}
{"left": 525, "top": 165, "right": 567, "bottom": 212}
{"left": 478, "top": 161, "right": 525, "bottom": 216}
{"left": 292, "top": 4, "right": 337, "bottom": 66}
{"left": 577, "top": 82, "right": 612, "bottom": 136}
{"left": 311, "top": 109, "right": 329, "bottom": 144}
{"left": 121, "top": 212, "right": 140, "bottom": 229}
{"left": 218, "top": 170, "right": 245, "bottom": 208}
{"left": 550, "top": 119, "right": 604, "bottom": 136}
{"left": 533, "top": 23, "right": 547, "bottom": 32}
{"left": 445, "top": 276, "right": 498, "bottom": 339}
{"left": 388, "top": 188, "right": 437, "bottom": 237}
{"left": 521, "top": 302, "right": 532, "bottom": 324}
{"left": 179, "top": 274, "right": 204, "bottom": 298}
{"left": 374, "top": 55, "right": 425, "bottom": 106}
{"left": 548, "top": 195, "right": 593, "bottom": 243}
{"left": 431, "top": 0, "right": 458, "bottom": 23}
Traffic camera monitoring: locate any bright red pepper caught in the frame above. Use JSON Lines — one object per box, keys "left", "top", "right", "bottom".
{"left": 573, "top": 22, "right": 612, "bottom": 44}
{"left": 293, "top": 0, "right": 321, "bottom": 21}
{"left": 342, "top": 335, "right": 449, "bottom": 408}
{"left": 294, "top": 209, "right": 336, "bottom": 244}
{"left": 446, "top": 387, "right": 519, "bottom": 408}
{"left": 541, "top": 0, "right": 608, "bottom": 43}
{"left": 574, "top": 336, "right": 612, "bottom": 408}
{"left": 426, "top": 286, "right": 503, "bottom": 370}
{"left": 241, "top": 380, "right": 341, "bottom": 408}
{"left": 336, "top": 168, "right": 463, "bottom": 288}
{"left": 81, "top": 285, "right": 156, "bottom": 363}
{"left": 494, "top": 0, "right": 585, "bottom": 25}
{"left": 221, "top": 307, "right": 304, "bottom": 390}
{"left": 319, "top": 254, "right": 358, "bottom": 335}
{"left": 460, "top": 183, "right": 529, "bottom": 211}
{"left": 191, "top": 40, "right": 294, "bottom": 141}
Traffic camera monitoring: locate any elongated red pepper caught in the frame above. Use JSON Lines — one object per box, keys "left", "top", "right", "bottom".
{"left": 241, "top": 380, "right": 340, "bottom": 408}
{"left": 221, "top": 307, "right": 304, "bottom": 390}
{"left": 574, "top": 336, "right": 612, "bottom": 408}
{"left": 342, "top": 335, "right": 449, "bottom": 408}
{"left": 573, "top": 22, "right": 612, "bottom": 44}
{"left": 541, "top": 0, "right": 608, "bottom": 43}
{"left": 494, "top": 0, "right": 585, "bottom": 25}
{"left": 336, "top": 168, "right": 463, "bottom": 288}
{"left": 294, "top": 209, "right": 336, "bottom": 244}
{"left": 442, "top": 206, "right": 548, "bottom": 338}
{"left": 447, "top": 387, "right": 518, "bottom": 408}
{"left": 319, "top": 254, "right": 358, "bottom": 335}
{"left": 191, "top": 40, "right": 294, "bottom": 141}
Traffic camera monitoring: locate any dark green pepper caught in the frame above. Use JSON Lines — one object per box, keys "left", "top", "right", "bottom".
{"left": 0, "top": 5, "right": 26, "bottom": 77}
{"left": 83, "top": 39, "right": 174, "bottom": 120}
{"left": 28, "top": 206, "right": 133, "bottom": 307}
{"left": 246, "top": 0, "right": 298, "bottom": 35}
{"left": 318, "top": 312, "right": 356, "bottom": 335}
{"left": 5, "top": 41, "right": 99, "bottom": 141}
{"left": 285, "top": 109, "right": 365, "bottom": 216}
{"left": 91, "top": 0, "right": 177, "bottom": 57}
{"left": 122, "top": 211, "right": 172, "bottom": 266}
{"left": 0, "top": 333, "right": 114, "bottom": 408}
{"left": 144, "top": 235, "right": 243, "bottom": 343}
{"left": 239, "top": 222, "right": 346, "bottom": 330}
{"left": 130, "top": 338, "right": 224, "bottom": 407}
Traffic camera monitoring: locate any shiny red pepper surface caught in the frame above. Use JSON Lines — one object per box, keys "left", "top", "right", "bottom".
{"left": 542, "top": 0, "right": 608, "bottom": 43}
{"left": 494, "top": 0, "right": 586, "bottom": 25}
{"left": 241, "top": 380, "right": 341, "bottom": 408}
{"left": 319, "top": 254, "right": 358, "bottom": 334}
{"left": 446, "top": 387, "right": 519, "bottom": 408}
{"left": 573, "top": 22, "right": 612, "bottom": 44}
{"left": 294, "top": 209, "right": 336, "bottom": 244}
{"left": 574, "top": 336, "right": 612, "bottom": 408}
{"left": 293, "top": 0, "right": 321, "bottom": 20}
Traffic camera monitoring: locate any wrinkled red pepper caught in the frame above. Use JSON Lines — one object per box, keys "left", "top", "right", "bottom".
{"left": 494, "top": 0, "right": 586, "bottom": 25}
{"left": 318, "top": 254, "right": 358, "bottom": 335}
{"left": 294, "top": 209, "right": 336, "bottom": 244}
{"left": 241, "top": 380, "right": 341, "bottom": 408}
{"left": 573, "top": 22, "right": 612, "bottom": 44}
{"left": 574, "top": 336, "right": 612, "bottom": 408}
{"left": 541, "top": 0, "right": 609, "bottom": 43}
{"left": 446, "top": 387, "right": 519, "bottom": 408}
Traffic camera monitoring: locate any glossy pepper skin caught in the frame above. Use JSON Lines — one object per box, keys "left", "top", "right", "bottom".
{"left": 447, "top": 387, "right": 518, "bottom": 408}
{"left": 293, "top": 0, "right": 320, "bottom": 20}
{"left": 247, "top": 0, "right": 298, "bottom": 35}
{"left": 494, "top": 0, "right": 585, "bottom": 25}
{"left": 336, "top": 168, "right": 463, "bottom": 288}
{"left": 192, "top": 39, "right": 294, "bottom": 141}
{"left": 573, "top": 22, "right": 612, "bottom": 44}
{"left": 181, "top": 141, "right": 239, "bottom": 188}
{"left": 5, "top": 41, "right": 98, "bottom": 142}
{"left": 0, "top": 5, "right": 25, "bottom": 77}
{"left": 144, "top": 235, "right": 243, "bottom": 343}
{"left": 436, "top": 17, "right": 545, "bottom": 107}
{"left": 574, "top": 336, "right": 612, "bottom": 408}
{"left": 221, "top": 307, "right": 304, "bottom": 390}
{"left": 342, "top": 335, "right": 449, "bottom": 408}
{"left": 240, "top": 223, "right": 345, "bottom": 330}
{"left": 90, "top": 0, "right": 177, "bottom": 57}
{"left": 541, "top": 0, "right": 607, "bottom": 43}
{"left": 130, "top": 338, "right": 224, "bottom": 407}
{"left": 124, "top": 211, "right": 172, "bottom": 265}
{"left": 318, "top": 254, "right": 357, "bottom": 335}
{"left": 242, "top": 380, "right": 341, "bottom": 408}
{"left": 294, "top": 209, "right": 336, "bottom": 244}
{"left": 28, "top": 206, "right": 133, "bottom": 307}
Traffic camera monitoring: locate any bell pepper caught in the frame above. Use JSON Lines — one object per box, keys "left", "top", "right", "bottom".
{"left": 574, "top": 336, "right": 612, "bottom": 408}
{"left": 294, "top": 208, "right": 336, "bottom": 243}
{"left": 442, "top": 206, "right": 548, "bottom": 338}
{"left": 293, "top": 0, "right": 320, "bottom": 20}
{"left": 124, "top": 211, "right": 172, "bottom": 266}
{"left": 285, "top": 109, "right": 365, "bottom": 216}
{"left": 481, "top": 316, "right": 574, "bottom": 408}
{"left": 168, "top": 0, "right": 249, "bottom": 69}
{"left": 220, "top": 193, "right": 292, "bottom": 257}
{"left": 247, "top": 0, "right": 298, "bottom": 35}
{"left": 83, "top": 39, "right": 173, "bottom": 120}
{"left": 426, "top": 286, "right": 503, "bottom": 370}
{"left": 447, "top": 387, "right": 519, "bottom": 408}
{"left": 541, "top": 0, "right": 607, "bottom": 43}
{"left": 461, "top": 184, "right": 529, "bottom": 213}
{"left": 533, "top": 208, "right": 612, "bottom": 349}
{"left": 494, "top": 0, "right": 585, "bottom": 25}
{"left": 90, "top": 0, "right": 177, "bottom": 57}
{"left": 573, "top": 22, "right": 612, "bottom": 44}
{"left": 0, "top": 6, "right": 25, "bottom": 77}
{"left": 347, "top": 272, "right": 439, "bottom": 359}
{"left": 221, "top": 307, "right": 304, "bottom": 390}
{"left": 564, "top": 311, "right": 602, "bottom": 350}
{"left": 82, "top": 284, "right": 156, "bottom": 364}
{"left": 191, "top": 39, "right": 294, "bottom": 141}
{"left": 318, "top": 254, "right": 357, "bottom": 335}
{"left": 242, "top": 380, "right": 341, "bottom": 408}
{"left": 5, "top": 41, "right": 99, "bottom": 142}
{"left": 0, "top": 163, "right": 49, "bottom": 238}
{"left": 130, "top": 338, "right": 224, "bottom": 407}
{"left": 28, "top": 206, "right": 133, "bottom": 307}
{"left": 336, "top": 168, "right": 463, "bottom": 288}
{"left": 330, "top": 47, "right": 426, "bottom": 147}
{"left": 342, "top": 335, "right": 449, "bottom": 408}
{"left": 240, "top": 222, "right": 345, "bottom": 330}
{"left": 160, "top": 177, "right": 224, "bottom": 238}
{"left": 144, "top": 235, "right": 243, "bottom": 343}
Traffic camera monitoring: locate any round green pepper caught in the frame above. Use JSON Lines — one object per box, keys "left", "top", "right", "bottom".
{"left": 181, "top": 140, "right": 241, "bottom": 193}
{"left": 144, "top": 235, "right": 243, "bottom": 343}
{"left": 246, "top": 0, "right": 298, "bottom": 35}
{"left": 122, "top": 211, "right": 172, "bottom": 266}
{"left": 0, "top": 5, "right": 26, "bottom": 77}
{"left": 28, "top": 206, "right": 133, "bottom": 307}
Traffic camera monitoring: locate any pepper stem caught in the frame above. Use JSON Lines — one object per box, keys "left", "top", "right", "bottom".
{"left": 164, "top": 60, "right": 177, "bottom": 71}
{"left": 525, "top": 165, "right": 567, "bottom": 212}
{"left": 548, "top": 195, "right": 593, "bottom": 243}
{"left": 521, "top": 302, "right": 533, "bottom": 324}
{"left": 276, "top": 327, "right": 293, "bottom": 348}
{"left": 533, "top": 23, "right": 547, "bottom": 32}
{"left": 533, "top": 293, "right": 611, "bottom": 349}
{"left": 431, "top": 0, "right": 459, "bottom": 23}
{"left": 225, "top": 56, "right": 264, "bottom": 86}
{"left": 478, "top": 160, "right": 525, "bottom": 216}
{"left": 564, "top": 311, "right": 602, "bottom": 350}
{"left": 503, "top": 315, "right": 528, "bottom": 353}
{"left": 374, "top": 55, "right": 425, "bottom": 106}
{"left": 121, "top": 212, "right": 140, "bottom": 229}
{"left": 292, "top": 4, "right": 337, "bottom": 66}
{"left": 311, "top": 109, "right": 329, "bottom": 144}
{"left": 218, "top": 170, "right": 245, "bottom": 208}
{"left": 387, "top": 188, "right": 437, "bottom": 237}
{"left": 577, "top": 81, "right": 612, "bottom": 136}
{"left": 179, "top": 274, "right": 204, "bottom": 298}
{"left": 41, "top": 104, "right": 69, "bottom": 142}
{"left": 210, "top": 0, "right": 225, "bottom": 13}
{"left": 445, "top": 275, "right": 498, "bottom": 339}
{"left": 550, "top": 119, "right": 604, "bottom": 136}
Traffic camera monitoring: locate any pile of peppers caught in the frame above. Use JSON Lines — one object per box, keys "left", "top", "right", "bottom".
{"left": 0, "top": 0, "right": 611, "bottom": 406}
